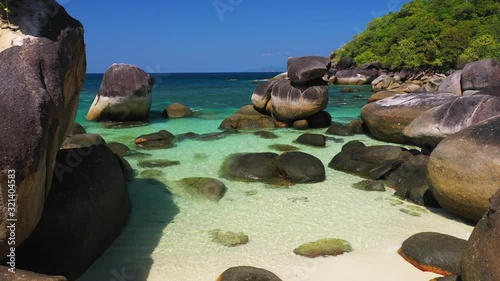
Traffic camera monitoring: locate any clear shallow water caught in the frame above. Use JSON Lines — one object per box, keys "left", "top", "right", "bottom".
{"left": 76, "top": 73, "right": 472, "bottom": 281}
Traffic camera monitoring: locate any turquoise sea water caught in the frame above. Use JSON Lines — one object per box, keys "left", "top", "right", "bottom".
{"left": 77, "top": 73, "right": 472, "bottom": 281}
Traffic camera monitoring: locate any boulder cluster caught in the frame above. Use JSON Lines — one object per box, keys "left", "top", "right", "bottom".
{"left": 221, "top": 56, "right": 333, "bottom": 130}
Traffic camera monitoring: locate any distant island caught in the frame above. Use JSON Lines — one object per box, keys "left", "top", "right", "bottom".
{"left": 331, "top": 0, "right": 500, "bottom": 70}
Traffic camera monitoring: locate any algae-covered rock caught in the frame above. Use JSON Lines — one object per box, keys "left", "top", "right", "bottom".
{"left": 293, "top": 238, "right": 352, "bottom": 258}
{"left": 138, "top": 159, "right": 180, "bottom": 168}
{"left": 352, "top": 180, "right": 386, "bottom": 192}
{"left": 210, "top": 229, "right": 249, "bottom": 247}
{"left": 170, "top": 178, "right": 226, "bottom": 201}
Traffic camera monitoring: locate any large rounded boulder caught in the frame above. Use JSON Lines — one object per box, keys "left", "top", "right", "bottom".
{"left": 428, "top": 115, "right": 500, "bottom": 222}
{"left": 270, "top": 79, "right": 328, "bottom": 122}
{"left": 438, "top": 71, "right": 462, "bottom": 96}
{"left": 251, "top": 80, "right": 277, "bottom": 112}
{"left": 0, "top": 1, "right": 85, "bottom": 257}
{"left": 461, "top": 59, "right": 500, "bottom": 95}
{"left": 404, "top": 95, "right": 500, "bottom": 149}
{"left": 361, "top": 93, "right": 458, "bottom": 144}
{"left": 461, "top": 189, "right": 500, "bottom": 281}
{"left": 14, "top": 145, "right": 130, "bottom": 280}
{"left": 287, "top": 56, "right": 331, "bottom": 84}
{"left": 275, "top": 152, "right": 325, "bottom": 183}
{"left": 87, "top": 63, "right": 154, "bottom": 121}
{"left": 221, "top": 153, "right": 278, "bottom": 181}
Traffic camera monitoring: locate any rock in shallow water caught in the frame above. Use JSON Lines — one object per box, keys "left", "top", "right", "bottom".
{"left": 296, "top": 133, "right": 326, "bottom": 147}
{"left": 87, "top": 63, "right": 154, "bottom": 121}
{"left": 221, "top": 153, "right": 279, "bottom": 181}
{"left": 135, "top": 130, "right": 176, "bottom": 149}
{"left": 163, "top": 102, "right": 194, "bottom": 118}
{"left": 275, "top": 152, "right": 325, "bottom": 183}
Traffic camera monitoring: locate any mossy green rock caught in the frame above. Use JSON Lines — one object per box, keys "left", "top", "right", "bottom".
{"left": 294, "top": 238, "right": 352, "bottom": 258}
{"left": 210, "top": 229, "right": 249, "bottom": 247}
{"left": 140, "top": 169, "right": 164, "bottom": 178}
{"left": 352, "top": 180, "right": 386, "bottom": 192}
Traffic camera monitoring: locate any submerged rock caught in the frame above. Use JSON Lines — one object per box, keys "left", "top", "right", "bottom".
{"left": 399, "top": 232, "right": 467, "bottom": 276}
{"left": 253, "top": 131, "right": 279, "bottom": 139}
{"left": 268, "top": 144, "right": 299, "bottom": 152}
{"left": 210, "top": 229, "right": 249, "bottom": 247}
{"left": 138, "top": 159, "right": 180, "bottom": 168}
{"left": 62, "top": 133, "right": 106, "bottom": 149}
{"left": 106, "top": 142, "right": 130, "bottom": 156}
{"left": 293, "top": 238, "right": 352, "bottom": 258}
{"left": 87, "top": 63, "right": 154, "bottom": 121}
{"left": 217, "top": 266, "right": 282, "bottom": 281}
{"left": 171, "top": 178, "right": 226, "bottom": 201}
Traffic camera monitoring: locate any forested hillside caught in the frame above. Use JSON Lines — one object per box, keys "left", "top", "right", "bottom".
{"left": 332, "top": 0, "right": 500, "bottom": 70}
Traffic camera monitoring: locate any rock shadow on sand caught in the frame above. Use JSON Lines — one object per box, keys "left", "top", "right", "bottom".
{"left": 77, "top": 178, "right": 179, "bottom": 281}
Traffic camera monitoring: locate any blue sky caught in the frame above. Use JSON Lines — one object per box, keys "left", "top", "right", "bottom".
{"left": 63, "top": 0, "right": 411, "bottom": 73}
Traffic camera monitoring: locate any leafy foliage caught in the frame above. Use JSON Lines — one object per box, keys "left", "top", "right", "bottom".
{"left": 332, "top": 0, "right": 500, "bottom": 70}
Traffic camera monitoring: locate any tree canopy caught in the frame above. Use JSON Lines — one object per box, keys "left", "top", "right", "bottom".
{"left": 332, "top": 0, "right": 500, "bottom": 70}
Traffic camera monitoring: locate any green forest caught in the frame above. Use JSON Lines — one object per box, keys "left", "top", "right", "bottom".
{"left": 331, "top": 0, "right": 500, "bottom": 70}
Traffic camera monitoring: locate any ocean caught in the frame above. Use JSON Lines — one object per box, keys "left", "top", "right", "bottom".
{"left": 76, "top": 73, "right": 472, "bottom": 281}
